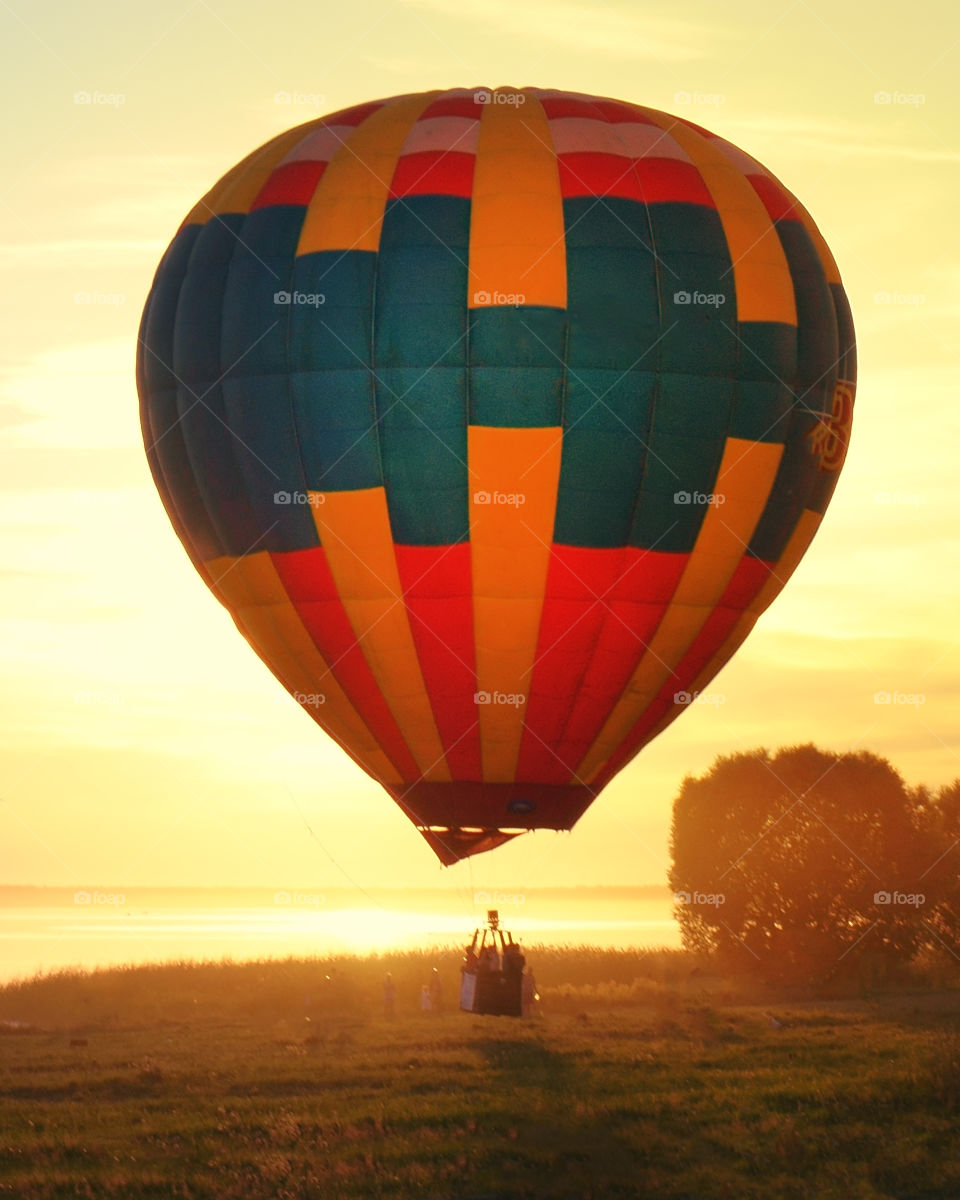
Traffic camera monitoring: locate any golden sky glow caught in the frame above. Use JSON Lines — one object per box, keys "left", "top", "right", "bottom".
{"left": 1, "top": 0, "right": 957, "bottom": 891}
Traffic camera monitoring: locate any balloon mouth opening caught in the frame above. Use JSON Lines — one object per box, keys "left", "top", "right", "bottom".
{"left": 422, "top": 825, "right": 531, "bottom": 835}
{"left": 417, "top": 826, "right": 531, "bottom": 866}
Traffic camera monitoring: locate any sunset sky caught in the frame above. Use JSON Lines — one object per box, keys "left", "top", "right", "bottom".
{"left": 1, "top": 0, "right": 957, "bottom": 893}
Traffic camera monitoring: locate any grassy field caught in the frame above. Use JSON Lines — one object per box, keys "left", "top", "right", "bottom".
{"left": 2, "top": 949, "right": 960, "bottom": 1199}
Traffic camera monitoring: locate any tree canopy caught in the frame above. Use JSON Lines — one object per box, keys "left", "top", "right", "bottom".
{"left": 669, "top": 745, "right": 960, "bottom": 985}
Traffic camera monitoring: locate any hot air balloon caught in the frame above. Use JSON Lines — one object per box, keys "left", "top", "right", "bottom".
{"left": 137, "top": 87, "right": 856, "bottom": 865}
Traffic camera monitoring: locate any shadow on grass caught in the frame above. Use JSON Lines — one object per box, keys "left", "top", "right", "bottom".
{"left": 466, "top": 1037, "right": 647, "bottom": 1198}
{"left": 473, "top": 1036, "right": 574, "bottom": 1077}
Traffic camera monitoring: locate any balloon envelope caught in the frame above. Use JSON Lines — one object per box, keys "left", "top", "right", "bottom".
{"left": 137, "top": 87, "right": 856, "bottom": 864}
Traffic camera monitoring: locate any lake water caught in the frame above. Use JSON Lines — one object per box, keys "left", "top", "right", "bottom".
{"left": 0, "top": 887, "right": 680, "bottom": 983}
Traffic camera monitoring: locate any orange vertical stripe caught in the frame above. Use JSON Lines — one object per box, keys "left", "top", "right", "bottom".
{"left": 634, "top": 508, "right": 825, "bottom": 750}
{"left": 469, "top": 426, "right": 563, "bottom": 780}
{"left": 468, "top": 90, "right": 566, "bottom": 308}
{"left": 577, "top": 437, "right": 784, "bottom": 783}
{"left": 203, "top": 551, "right": 403, "bottom": 784}
{"left": 308, "top": 487, "right": 451, "bottom": 782}
{"left": 638, "top": 107, "right": 797, "bottom": 326}
{"left": 296, "top": 94, "right": 436, "bottom": 255}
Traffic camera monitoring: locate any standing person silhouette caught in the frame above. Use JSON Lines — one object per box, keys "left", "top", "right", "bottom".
{"left": 522, "top": 969, "right": 538, "bottom": 1017}
{"left": 383, "top": 972, "right": 396, "bottom": 1020}
{"left": 429, "top": 967, "right": 443, "bottom": 1014}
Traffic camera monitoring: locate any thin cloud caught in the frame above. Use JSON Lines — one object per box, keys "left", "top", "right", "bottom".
{"left": 0, "top": 239, "right": 167, "bottom": 261}
{"left": 722, "top": 114, "right": 960, "bottom": 163}
{"left": 0, "top": 401, "right": 41, "bottom": 432}
{"left": 1, "top": 341, "right": 142, "bottom": 451}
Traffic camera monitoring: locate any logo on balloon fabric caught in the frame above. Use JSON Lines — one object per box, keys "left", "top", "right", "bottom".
{"left": 809, "top": 381, "right": 854, "bottom": 472}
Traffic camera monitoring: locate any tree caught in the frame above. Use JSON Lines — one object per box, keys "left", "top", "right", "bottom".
{"left": 916, "top": 780, "right": 960, "bottom": 965}
{"left": 668, "top": 745, "right": 934, "bottom": 985}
